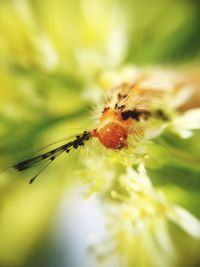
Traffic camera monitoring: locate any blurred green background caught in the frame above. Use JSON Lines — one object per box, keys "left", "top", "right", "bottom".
{"left": 0, "top": 0, "right": 200, "bottom": 267}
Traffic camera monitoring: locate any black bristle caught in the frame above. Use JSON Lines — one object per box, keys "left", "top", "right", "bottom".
{"left": 12, "top": 130, "right": 91, "bottom": 183}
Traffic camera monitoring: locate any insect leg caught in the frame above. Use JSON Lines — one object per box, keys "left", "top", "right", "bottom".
{"left": 29, "top": 160, "right": 52, "bottom": 184}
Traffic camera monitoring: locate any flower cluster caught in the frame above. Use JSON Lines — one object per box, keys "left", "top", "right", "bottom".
{"left": 81, "top": 68, "right": 200, "bottom": 267}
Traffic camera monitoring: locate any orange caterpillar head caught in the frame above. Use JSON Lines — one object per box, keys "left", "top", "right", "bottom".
{"left": 91, "top": 108, "right": 130, "bottom": 149}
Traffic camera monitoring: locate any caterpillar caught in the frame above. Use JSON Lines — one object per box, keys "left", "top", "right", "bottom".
{"left": 10, "top": 69, "right": 198, "bottom": 183}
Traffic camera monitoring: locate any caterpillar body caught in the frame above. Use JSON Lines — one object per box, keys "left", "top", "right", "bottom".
{"left": 11, "top": 69, "right": 197, "bottom": 183}
{"left": 91, "top": 80, "right": 170, "bottom": 149}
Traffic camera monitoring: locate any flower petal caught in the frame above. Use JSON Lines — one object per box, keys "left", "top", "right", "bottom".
{"left": 170, "top": 205, "right": 200, "bottom": 238}
{"left": 171, "top": 108, "right": 200, "bottom": 138}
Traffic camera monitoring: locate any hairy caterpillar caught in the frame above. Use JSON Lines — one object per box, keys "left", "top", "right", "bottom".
{"left": 9, "top": 69, "right": 198, "bottom": 183}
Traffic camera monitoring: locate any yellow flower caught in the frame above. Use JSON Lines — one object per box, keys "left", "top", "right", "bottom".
{"left": 89, "top": 164, "right": 200, "bottom": 267}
